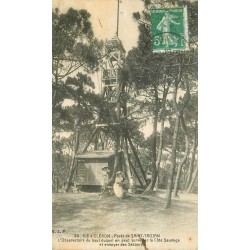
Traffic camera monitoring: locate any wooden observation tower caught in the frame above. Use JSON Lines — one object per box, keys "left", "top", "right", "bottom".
{"left": 75, "top": 0, "right": 148, "bottom": 190}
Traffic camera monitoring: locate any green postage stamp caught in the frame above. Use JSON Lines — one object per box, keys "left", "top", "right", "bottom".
{"left": 151, "top": 7, "right": 189, "bottom": 52}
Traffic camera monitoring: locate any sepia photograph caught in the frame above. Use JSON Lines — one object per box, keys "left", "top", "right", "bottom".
{"left": 3, "top": 1, "right": 250, "bottom": 250}
{"left": 52, "top": 0, "right": 198, "bottom": 249}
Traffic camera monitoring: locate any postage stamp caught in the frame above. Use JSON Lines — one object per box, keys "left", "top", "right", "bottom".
{"left": 151, "top": 7, "right": 189, "bottom": 52}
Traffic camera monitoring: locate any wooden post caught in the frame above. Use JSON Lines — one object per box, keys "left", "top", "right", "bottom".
{"left": 124, "top": 136, "right": 144, "bottom": 187}
{"left": 81, "top": 127, "right": 99, "bottom": 154}
{"left": 129, "top": 159, "right": 144, "bottom": 187}
{"left": 126, "top": 130, "right": 148, "bottom": 184}
{"left": 122, "top": 137, "right": 132, "bottom": 179}
{"left": 108, "top": 73, "right": 122, "bottom": 184}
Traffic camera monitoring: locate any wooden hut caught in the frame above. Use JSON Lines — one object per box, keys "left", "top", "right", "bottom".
{"left": 74, "top": 151, "right": 122, "bottom": 186}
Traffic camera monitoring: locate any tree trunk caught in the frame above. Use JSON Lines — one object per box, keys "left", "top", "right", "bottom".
{"left": 52, "top": 60, "right": 59, "bottom": 109}
{"left": 165, "top": 113, "right": 180, "bottom": 207}
{"left": 154, "top": 115, "right": 164, "bottom": 190}
{"left": 64, "top": 129, "right": 80, "bottom": 192}
{"left": 143, "top": 86, "right": 159, "bottom": 193}
{"left": 185, "top": 121, "right": 198, "bottom": 190}
{"left": 168, "top": 72, "right": 190, "bottom": 200}
{"left": 173, "top": 113, "right": 189, "bottom": 197}
{"left": 155, "top": 83, "right": 169, "bottom": 190}
{"left": 187, "top": 164, "right": 198, "bottom": 193}
{"left": 165, "top": 81, "right": 180, "bottom": 208}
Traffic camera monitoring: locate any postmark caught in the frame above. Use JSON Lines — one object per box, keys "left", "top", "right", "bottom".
{"left": 151, "top": 7, "right": 189, "bottom": 52}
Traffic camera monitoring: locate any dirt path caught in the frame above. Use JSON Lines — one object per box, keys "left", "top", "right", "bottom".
{"left": 52, "top": 191, "right": 197, "bottom": 249}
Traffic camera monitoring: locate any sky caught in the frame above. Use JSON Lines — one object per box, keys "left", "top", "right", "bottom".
{"left": 52, "top": 0, "right": 144, "bottom": 52}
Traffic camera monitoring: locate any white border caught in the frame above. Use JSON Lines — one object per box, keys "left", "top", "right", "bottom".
{"left": 183, "top": 6, "right": 189, "bottom": 50}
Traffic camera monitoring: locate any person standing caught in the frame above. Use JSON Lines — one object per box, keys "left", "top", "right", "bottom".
{"left": 156, "top": 11, "right": 180, "bottom": 46}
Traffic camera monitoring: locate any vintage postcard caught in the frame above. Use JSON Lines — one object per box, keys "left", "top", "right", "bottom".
{"left": 52, "top": 0, "right": 198, "bottom": 249}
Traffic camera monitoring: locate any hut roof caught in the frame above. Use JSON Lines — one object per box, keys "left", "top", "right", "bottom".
{"left": 76, "top": 151, "right": 119, "bottom": 159}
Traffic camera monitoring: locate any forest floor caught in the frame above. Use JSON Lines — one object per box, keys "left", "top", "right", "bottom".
{"left": 52, "top": 189, "right": 197, "bottom": 249}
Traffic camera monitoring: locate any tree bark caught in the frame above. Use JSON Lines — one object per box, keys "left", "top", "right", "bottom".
{"left": 155, "top": 83, "right": 169, "bottom": 190}
{"left": 52, "top": 60, "right": 59, "bottom": 109}
{"left": 168, "top": 72, "right": 190, "bottom": 199}
{"left": 64, "top": 129, "right": 80, "bottom": 192}
{"left": 187, "top": 164, "right": 198, "bottom": 193}
{"left": 185, "top": 120, "right": 198, "bottom": 190}
{"left": 165, "top": 76, "right": 181, "bottom": 208}
{"left": 165, "top": 113, "right": 180, "bottom": 208}
{"left": 173, "top": 113, "right": 189, "bottom": 197}
{"left": 143, "top": 85, "right": 159, "bottom": 193}
{"left": 154, "top": 114, "right": 164, "bottom": 190}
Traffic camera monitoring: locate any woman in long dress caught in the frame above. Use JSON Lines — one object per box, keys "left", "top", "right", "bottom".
{"left": 156, "top": 11, "right": 180, "bottom": 46}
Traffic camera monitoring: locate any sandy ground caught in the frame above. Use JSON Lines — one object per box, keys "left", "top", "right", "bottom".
{"left": 52, "top": 190, "right": 197, "bottom": 250}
